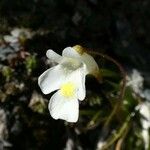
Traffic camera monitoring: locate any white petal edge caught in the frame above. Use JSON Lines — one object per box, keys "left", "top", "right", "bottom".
{"left": 38, "top": 65, "right": 66, "bottom": 94}
{"left": 62, "top": 47, "right": 99, "bottom": 75}
{"left": 67, "top": 64, "right": 86, "bottom": 101}
{"left": 78, "top": 65, "right": 86, "bottom": 100}
{"left": 46, "top": 50, "right": 62, "bottom": 63}
{"left": 49, "top": 91, "right": 79, "bottom": 122}
{"left": 80, "top": 52, "right": 99, "bottom": 75}
{"left": 62, "top": 47, "right": 81, "bottom": 58}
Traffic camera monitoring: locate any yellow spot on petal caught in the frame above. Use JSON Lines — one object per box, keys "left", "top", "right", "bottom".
{"left": 60, "top": 82, "right": 76, "bottom": 98}
{"left": 73, "top": 45, "right": 85, "bottom": 55}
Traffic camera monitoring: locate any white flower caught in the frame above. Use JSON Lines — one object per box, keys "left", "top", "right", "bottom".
{"left": 38, "top": 46, "right": 100, "bottom": 122}
{"left": 63, "top": 45, "right": 100, "bottom": 78}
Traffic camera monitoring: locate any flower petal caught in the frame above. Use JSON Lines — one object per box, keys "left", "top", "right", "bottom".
{"left": 68, "top": 64, "right": 86, "bottom": 101}
{"left": 62, "top": 47, "right": 81, "bottom": 58}
{"left": 62, "top": 47, "right": 99, "bottom": 75}
{"left": 46, "top": 50, "right": 62, "bottom": 63}
{"left": 81, "top": 53, "right": 99, "bottom": 75}
{"left": 49, "top": 91, "right": 79, "bottom": 122}
{"left": 38, "top": 65, "right": 66, "bottom": 94}
{"left": 77, "top": 66, "right": 86, "bottom": 101}
{"left": 61, "top": 62, "right": 86, "bottom": 101}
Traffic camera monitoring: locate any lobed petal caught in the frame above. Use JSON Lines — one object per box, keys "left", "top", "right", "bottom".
{"left": 62, "top": 47, "right": 81, "bottom": 59}
{"left": 59, "top": 60, "right": 86, "bottom": 101}
{"left": 49, "top": 91, "right": 79, "bottom": 122}
{"left": 80, "top": 52, "right": 99, "bottom": 75}
{"left": 67, "top": 64, "right": 86, "bottom": 101}
{"left": 38, "top": 65, "right": 66, "bottom": 94}
{"left": 46, "top": 49, "right": 62, "bottom": 63}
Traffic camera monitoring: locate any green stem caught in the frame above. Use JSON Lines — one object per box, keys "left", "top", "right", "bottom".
{"left": 101, "top": 115, "right": 131, "bottom": 150}
{"left": 88, "top": 50, "right": 126, "bottom": 125}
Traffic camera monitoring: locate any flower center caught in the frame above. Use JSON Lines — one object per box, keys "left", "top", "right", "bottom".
{"left": 61, "top": 58, "right": 82, "bottom": 71}
{"left": 60, "top": 82, "right": 76, "bottom": 98}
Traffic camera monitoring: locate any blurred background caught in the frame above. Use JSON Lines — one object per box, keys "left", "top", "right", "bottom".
{"left": 0, "top": 0, "right": 150, "bottom": 150}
